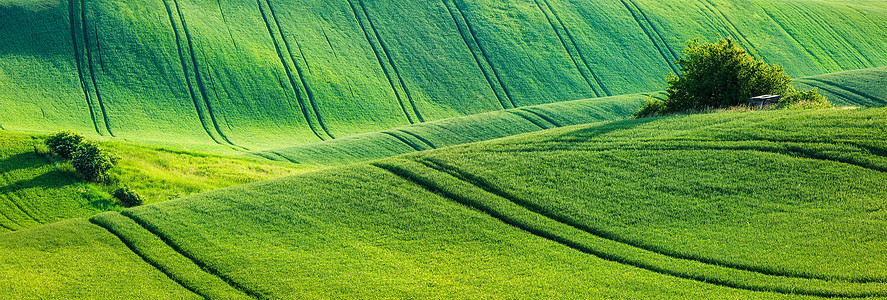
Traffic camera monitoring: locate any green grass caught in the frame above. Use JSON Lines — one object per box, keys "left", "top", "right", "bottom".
{"left": 262, "top": 66, "right": 887, "bottom": 166}
{"left": 3, "top": 107, "right": 883, "bottom": 298}
{"left": 0, "top": 129, "right": 312, "bottom": 232}
{"left": 0, "top": 218, "right": 200, "bottom": 299}
{"left": 793, "top": 66, "right": 887, "bottom": 107}
{"left": 1, "top": 0, "right": 886, "bottom": 150}
{"left": 261, "top": 92, "right": 650, "bottom": 165}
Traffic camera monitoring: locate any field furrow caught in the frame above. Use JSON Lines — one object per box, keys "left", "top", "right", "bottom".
{"left": 118, "top": 210, "right": 263, "bottom": 298}
{"left": 159, "top": 0, "right": 226, "bottom": 146}
{"left": 619, "top": 0, "right": 679, "bottom": 75}
{"left": 373, "top": 158, "right": 887, "bottom": 297}
{"left": 256, "top": 0, "right": 324, "bottom": 141}
{"left": 442, "top": 0, "right": 511, "bottom": 109}
{"left": 266, "top": 0, "right": 334, "bottom": 140}
{"left": 357, "top": 0, "right": 424, "bottom": 123}
{"left": 80, "top": 0, "right": 113, "bottom": 137}
{"left": 532, "top": 0, "right": 598, "bottom": 97}
{"left": 90, "top": 212, "right": 254, "bottom": 299}
{"left": 345, "top": 0, "right": 415, "bottom": 124}
{"left": 67, "top": 0, "right": 103, "bottom": 137}
{"left": 381, "top": 132, "right": 426, "bottom": 152}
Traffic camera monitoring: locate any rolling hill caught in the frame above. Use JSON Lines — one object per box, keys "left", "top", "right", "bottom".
{"left": 0, "top": 130, "right": 312, "bottom": 232}
{"left": 2, "top": 106, "right": 884, "bottom": 298}
{"left": 1, "top": 0, "right": 886, "bottom": 151}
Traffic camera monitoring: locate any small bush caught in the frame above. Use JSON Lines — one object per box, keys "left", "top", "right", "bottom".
{"left": 112, "top": 186, "right": 143, "bottom": 207}
{"left": 71, "top": 142, "right": 116, "bottom": 182}
{"left": 633, "top": 97, "right": 667, "bottom": 118}
{"left": 45, "top": 131, "right": 85, "bottom": 160}
{"left": 780, "top": 87, "right": 831, "bottom": 110}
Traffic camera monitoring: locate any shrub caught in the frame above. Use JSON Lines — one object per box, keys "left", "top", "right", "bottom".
{"left": 633, "top": 97, "right": 667, "bottom": 118}
{"left": 45, "top": 131, "right": 85, "bottom": 160}
{"left": 663, "top": 38, "right": 791, "bottom": 112}
{"left": 71, "top": 142, "right": 116, "bottom": 182}
{"left": 112, "top": 186, "right": 143, "bottom": 207}
{"left": 780, "top": 87, "right": 832, "bottom": 110}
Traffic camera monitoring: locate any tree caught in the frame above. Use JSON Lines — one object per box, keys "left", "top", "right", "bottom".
{"left": 665, "top": 37, "right": 790, "bottom": 112}
{"left": 71, "top": 142, "right": 116, "bottom": 182}
{"left": 45, "top": 131, "right": 85, "bottom": 160}
{"left": 635, "top": 38, "right": 828, "bottom": 118}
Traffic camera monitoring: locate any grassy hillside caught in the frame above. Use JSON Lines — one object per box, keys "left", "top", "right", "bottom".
{"left": 259, "top": 91, "right": 651, "bottom": 165}
{"left": 2, "top": 107, "right": 884, "bottom": 298}
{"left": 0, "top": 130, "right": 311, "bottom": 232}
{"left": 794, "top": 66, "right": 887, "bottom": 107}
{"left": 1, "top": 0, "right": 885, "bottom": 150}
{"left": 260, "top": 66, "right": 887, "bottom": 166}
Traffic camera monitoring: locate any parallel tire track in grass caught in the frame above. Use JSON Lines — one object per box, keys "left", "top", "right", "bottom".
{"left": 67, "top": 0, "right": 103, "bottom": 136}
{"left": 699, "top": 0, "right": 758, "bottom": 56}
{"left": 348, "top": 0, "right": 424, "bottom": 123}
{"left": 618, "top": 0, "right": 680, "bottom": 75}
{"left": 345, "top": 0, "right": 415, "bottom": 124}
{"left": 171, "top": 0, "right": 239, "bottom": 148}
{"left": 758, "top": 5, "right": 834, "bottom": 72}
{"left": 265, "top": 0, "right": 335, "bottom": 140}
{"left": 160, "top": 0, "right": 227, "bottom": 146}
{"left": 117, "top": 210, "right": 264, "bottom": 299}
{"left": 519, "top": 108, "right": 561, "bottom": 127}
{"left": 450, "top": 0, "right": 517, "bottom": 108}
{"left": 89, "top": 212, "right": 253, "bottom": 299}
{"left": 398, "top": 130, "right": 437, "bottom": 149}
{"left": 380, "top": 132, "right": 426, "bottom": 152}
{"left": 798, "top": 78, "right": 885, "bottom": 107}
{"left": 255, "top": 0, "right": 325, "bottom": 142}
{"left": 442, "top": 0, "right": 512, "bottom": 109}
{"left": 80, "top": 0, "right": 113, "bottom": 137}
{"left": 506, "top": 111, "right": 551, "bottom": 130}
{"left": 532, "top": 0, "right": 604, "bottom": 97}
{"left": 372, "top": 158, "right": 887, "bottom": 298}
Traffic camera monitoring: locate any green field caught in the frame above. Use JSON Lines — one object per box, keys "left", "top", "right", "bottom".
{"left": 1, "top": 0, "right": 886, "bottom": 151}
{"left": 2, "top": 107, "right": 884, "bottom": 298}
{"left": 0, "top": 130, "right": 312, "bottom": 232}
{"left": 2, "top": 0, "right": 886, "bottom": 297}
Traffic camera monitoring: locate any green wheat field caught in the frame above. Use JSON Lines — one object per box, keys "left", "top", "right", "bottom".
{"left": 0, "top": 0, "right": 885, "bottom": 298}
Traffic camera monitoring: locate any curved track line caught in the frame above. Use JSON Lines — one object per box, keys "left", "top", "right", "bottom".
{"left": 617, "top": 0, "right": 679, "bottom": 75}
{"left": 80, "top": 0, "right": 114, "bottom": 137}
{"left": 441, "top": 0, "right": 510, "bottom": 109}
{"left": 506, "top": 111, "right": 551, "bottom": 130}
{"left": 381, "top": 132, "right": 426, "bottom": 151}
{"left": 265, "top": 0, "right": 335, "bottom": 139}
{"left": 519, "top": 108, "right": 560, "bottom": 127}
{"left": 798, "top": 78, "right": 884, "bottom": 106}
{"left": 172, "top": 0, "right": 239, "bottom": 147}
{"left": 373, "top": 162, "right": 886, "bottom": 297}
{"left": 452, "top": 0, "right": 517, "bottom": 108}
{"left": 757, "top": 5, "right": 832, "bottom": 72}
{"left": 419, "top": 156, "right": 886, "bottom": 282}
{"left": 699, "top": 0, "right": 759, "bottom": 57}
{"left": 532, "top": 0, "right": 603, "bottom": 97}
{"left": 88, "top": 218, "right": 207, "bottom": 298}
{"left": 356, "top": 0, "right": 424, "bottom": 122}
{"left": 160, "top": 0, "right": 226, "bottom": 146}
{"left": 67, "top": 0, "right": 103, "bottom": 136}
{"left": 786, "top": 1, "right": 873, "bottom": 69}
{"left": 344, "top": 0, "right": 415, "bottom": 124}
{"left": 255, "top": 0, "right": 325, "bottom": 141}
{"left": 398, "top": 130, "right": 436, "bottom": 149}
{"left": 120, "top": 211, "right": 263, "bottom": 299}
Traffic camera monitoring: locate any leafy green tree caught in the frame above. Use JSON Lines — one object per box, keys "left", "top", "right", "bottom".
{"left": 663, "top": 38, "right": 791, "bottom": 112}
{"left": 45, "top": 131, "right": 85, "bottom": 160}
{"left": 71, "top": 142, "right": 116, "bottom": 182}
